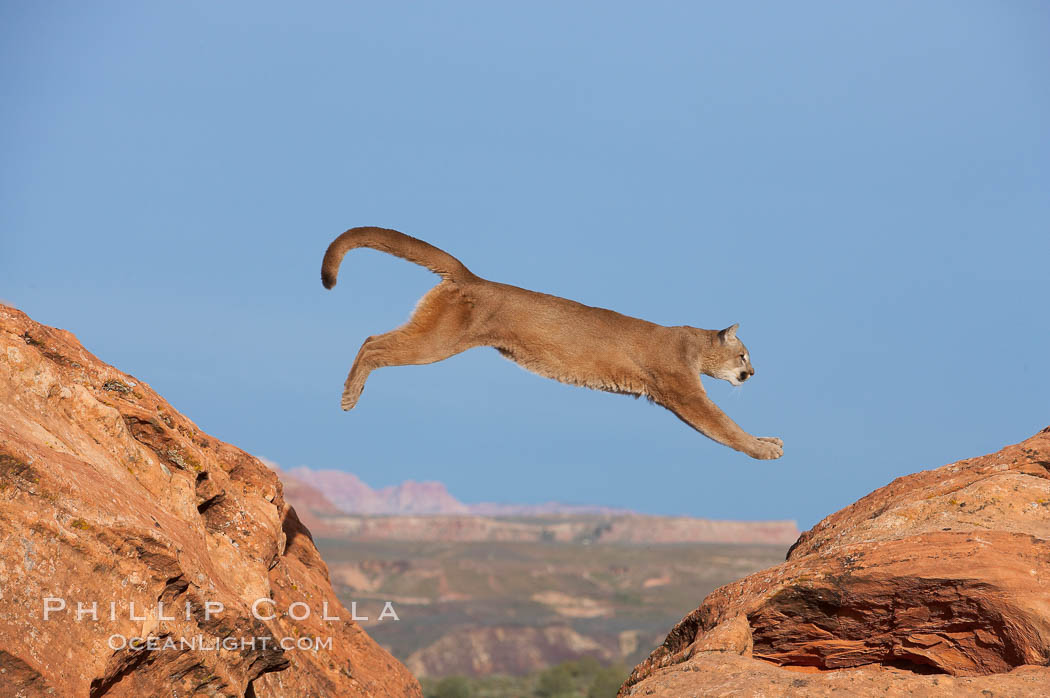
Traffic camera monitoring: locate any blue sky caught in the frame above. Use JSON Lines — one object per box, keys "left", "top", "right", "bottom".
{"left": 2, "top": 2, "right": 1047, "bottom": 527}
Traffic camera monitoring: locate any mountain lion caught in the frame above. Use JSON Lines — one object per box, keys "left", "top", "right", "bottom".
{"left": 321, "top": 227, "right": 783, "bottom": 459}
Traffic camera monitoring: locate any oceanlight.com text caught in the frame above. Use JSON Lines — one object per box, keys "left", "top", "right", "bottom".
{"left": 107, "top": 634, "right": 333, "bottom": 652}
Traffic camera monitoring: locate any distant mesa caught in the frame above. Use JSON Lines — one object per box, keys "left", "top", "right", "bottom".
{"left": 274, "top": 464, "right": 630, "bottom": 516}
{"left": 285, "top": 466, "right": 471, "bottom": 515}
{"left": 270, "top": 464, "right": 800, "bottom": 546}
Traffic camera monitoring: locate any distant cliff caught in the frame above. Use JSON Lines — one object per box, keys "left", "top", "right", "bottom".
{"left": 621, "top": 428, "right": 1050, "bottom": 697}
{"left": 281, "top": 465, "right": 633, "bottom": 516}
{"left": 0, "top": 305, "right": 420, "bottom": 697}
{"left": 308, "top": 512, "right": 799, "bottom": 546}
{"left": 279, "top": 466, "right": 799, "bottom": 546}
{"left": 286, "top": 466, "right": 472, "bottom": 515}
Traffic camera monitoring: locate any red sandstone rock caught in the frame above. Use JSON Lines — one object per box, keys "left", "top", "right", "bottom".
{"left": 621, "top": 428, "right": 1050, "bottom": 696}
{"left": 0, "top": 305, "right": 421, "bottom": 697}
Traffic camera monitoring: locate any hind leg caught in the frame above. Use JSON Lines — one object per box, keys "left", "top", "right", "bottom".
{"left": 341, "top": 283, "right": 473, "bottom": 410}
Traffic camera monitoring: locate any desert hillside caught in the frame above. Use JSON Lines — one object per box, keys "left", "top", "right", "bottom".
{"left": 317, "top": 537, "right": 787, "bottom": 680}
{"left": 621, "top": 428, "right": 1050, "bottom": 696}
{"left": 0, "top": 305, "right": 420, "bottom": 697}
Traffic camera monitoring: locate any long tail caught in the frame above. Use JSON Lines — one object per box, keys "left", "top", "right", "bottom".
{"left": 321, "top": 226, "right": 475, "bottom": 289}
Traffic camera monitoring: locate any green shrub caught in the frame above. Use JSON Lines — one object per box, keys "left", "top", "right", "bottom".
{"left": 587, "top": 663, "right": 628, "bottom": 698}
{"left": 426, "top": 675, "right": 472, "bottom": 698}
{"left": 534, "top": 663, "right": 575, "bottom": 697}
{"left": 565, "top": 656, "right": 601, "bottom": 678}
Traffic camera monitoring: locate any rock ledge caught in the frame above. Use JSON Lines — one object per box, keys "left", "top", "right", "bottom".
{"left": 621, "top": 427, "right": 1050, "bottom": 697}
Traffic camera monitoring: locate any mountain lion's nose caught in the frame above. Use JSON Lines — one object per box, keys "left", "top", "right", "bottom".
{"left": 748, "top": 366, "right": 755, "bottom": 376}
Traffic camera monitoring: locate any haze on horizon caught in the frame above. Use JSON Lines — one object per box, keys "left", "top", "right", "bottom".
{"left": 2, "top": 2, "right": 1048, "bottom": 527}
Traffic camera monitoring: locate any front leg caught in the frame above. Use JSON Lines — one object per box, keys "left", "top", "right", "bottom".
{"left": 655, "top": 384, "right": 783, "bottom": 460}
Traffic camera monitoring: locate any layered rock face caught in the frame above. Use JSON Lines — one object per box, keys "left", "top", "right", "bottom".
{"left": 622, "top": 428, "right": 1050, "bottom": 697}
{"left": 0, "top": 305, "right": 421, "bottom": 697}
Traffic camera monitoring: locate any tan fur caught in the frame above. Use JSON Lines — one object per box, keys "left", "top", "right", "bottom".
{"left": 322, "top": 227, "right": 783, "bottom": 459}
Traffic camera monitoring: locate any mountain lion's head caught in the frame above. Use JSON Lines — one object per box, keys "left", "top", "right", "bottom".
{"left": 707, "top": 324, "right": 755, "bottom": 386}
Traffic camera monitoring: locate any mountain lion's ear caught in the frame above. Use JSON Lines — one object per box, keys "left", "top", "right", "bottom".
{"left": 718, "top": 324, "right": 739, "bottom": 343}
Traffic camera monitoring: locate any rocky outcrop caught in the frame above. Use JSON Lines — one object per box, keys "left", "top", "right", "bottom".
{"left": 0, "top": 305, "right": 421, "bottom": 697}
{"left": 621, "top": 428, "right": 1050, "bottom": 696}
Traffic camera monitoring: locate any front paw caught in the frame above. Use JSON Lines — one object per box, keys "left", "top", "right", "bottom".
{"left": 749, "top": 436, "right": 784, "bottom": 460}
